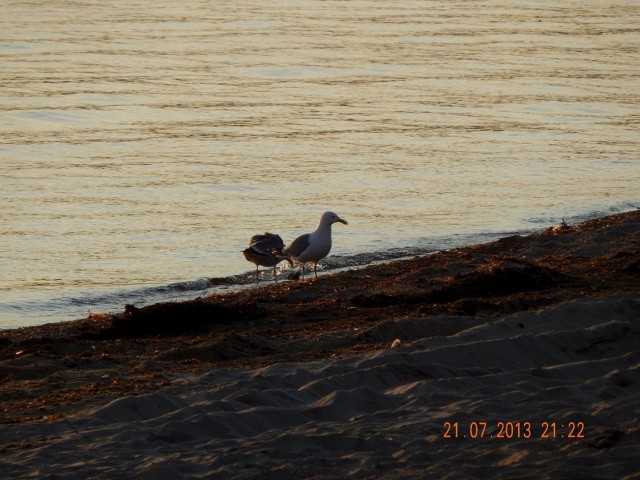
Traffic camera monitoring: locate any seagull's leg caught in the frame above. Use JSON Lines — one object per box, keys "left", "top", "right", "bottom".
{"left": 273, "top": 265, "right": 278, "bottom": 283}
{"left": 314, "top": 262, "right": 318, "bottom": 278}
{"left": 300, "top": 263, "right": 305, "bottom": 280}
{"left": 255, "top": 266, "right": 259, "bottom": 282}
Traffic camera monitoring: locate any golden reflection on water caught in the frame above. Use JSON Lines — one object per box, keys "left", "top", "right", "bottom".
{"left": 1, "top": 0, "right": 639, "bottom": 325}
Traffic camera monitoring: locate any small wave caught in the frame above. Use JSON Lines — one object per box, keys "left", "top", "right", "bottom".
{"left": 526, "top": 201, "right": 640, "bottom": 228}
{"left": 169, "top": 278, "right": 216, "bottom": 292}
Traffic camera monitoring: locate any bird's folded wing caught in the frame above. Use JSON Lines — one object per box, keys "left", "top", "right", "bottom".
{"left": 285, "top": 234, "right": 311, "bottom": 257}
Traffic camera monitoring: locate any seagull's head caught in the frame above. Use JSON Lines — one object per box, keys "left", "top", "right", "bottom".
{"left": 321, "top": 211, "right": 348, "bottom": 226}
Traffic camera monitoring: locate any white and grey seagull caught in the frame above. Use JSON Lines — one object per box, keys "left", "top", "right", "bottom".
{"left": 283, "top": 211, "right": 348, "bottom": 280}
{"left": 242, "top": 232, "right": 292, "bottom": 282}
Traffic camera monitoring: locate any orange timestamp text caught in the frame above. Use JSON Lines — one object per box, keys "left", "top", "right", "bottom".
{"left": 443, "top": 421, "right": 585, "bottom": 439}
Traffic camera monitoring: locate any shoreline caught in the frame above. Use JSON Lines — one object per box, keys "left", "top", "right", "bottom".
{"left": 4, "top": 205, "right": 638, "bottom": 331}
{"left": 1, "top": 210, "right": 639, "bottom": 478}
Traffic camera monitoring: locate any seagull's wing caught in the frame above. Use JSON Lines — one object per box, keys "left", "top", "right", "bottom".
{"left": 249, "top": 232, "right": 285, "bottom": 251}
{"left": 243, "top": 245, "right": 280, "bottom": 267}
{"left": 284, "top": 233, "right": 311, "bottom": 258}
{"left": 248, "top": 233, "right": 268, "bottom": 247}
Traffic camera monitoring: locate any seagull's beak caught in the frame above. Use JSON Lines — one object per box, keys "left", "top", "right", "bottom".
{"left": 339, "top": 218, "right": 348, "bottom": 225}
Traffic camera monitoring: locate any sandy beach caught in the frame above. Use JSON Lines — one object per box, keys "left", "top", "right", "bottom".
{"left": 1, "top": 211, "right": 639, "bottom": 479}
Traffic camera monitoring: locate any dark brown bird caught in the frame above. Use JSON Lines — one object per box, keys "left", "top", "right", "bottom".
{"left": 242, "top": 232, "right": 292, "bottom": 282}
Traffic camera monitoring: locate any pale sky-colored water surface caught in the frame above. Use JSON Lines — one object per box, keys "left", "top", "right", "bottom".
{"left": 1, "top": 0, "right": 639, "bottom": 328}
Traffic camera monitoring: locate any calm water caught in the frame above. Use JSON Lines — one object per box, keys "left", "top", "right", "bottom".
{"left": 1, "top": 0, "right": 639, "bottom": 329}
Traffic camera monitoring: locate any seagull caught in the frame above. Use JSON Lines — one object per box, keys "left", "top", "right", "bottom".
{"left": 242, "top": 232, "right": 292, "bottom": 282}
{"left": 283, "top": 211, "right": 348, "bottom": 280}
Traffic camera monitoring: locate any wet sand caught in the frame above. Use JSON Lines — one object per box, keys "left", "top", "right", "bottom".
{"left": 1, "top": 210, "right": 639, "bottom": 478}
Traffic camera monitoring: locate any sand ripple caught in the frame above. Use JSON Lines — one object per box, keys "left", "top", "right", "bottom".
{"left": 1, "top": 295, "right": 638, "bottom": 479}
